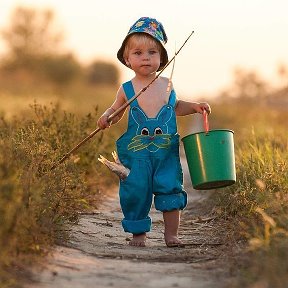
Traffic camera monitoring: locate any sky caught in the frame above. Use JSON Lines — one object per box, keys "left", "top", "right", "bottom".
{"left": 1, "top": 0, "right": 288, "bottom": 99}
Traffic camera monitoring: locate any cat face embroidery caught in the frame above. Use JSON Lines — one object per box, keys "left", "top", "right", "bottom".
{"left": 128, "top": 106, "right": 172, "bottom": 152}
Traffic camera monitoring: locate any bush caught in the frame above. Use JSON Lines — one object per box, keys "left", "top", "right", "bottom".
{"left": 39, "top": 54, "right": 81, "bottom": 85}
{"left": 0, "top": 102, "right": 116, "bottom": 286}
{"left": 208, "top": 101, "right": 288, "bottom": 287}
{"left": 86, "top": 60, "right": 120, "bottom": 86}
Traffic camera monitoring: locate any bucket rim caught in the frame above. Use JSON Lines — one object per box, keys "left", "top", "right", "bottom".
{"left": 181, "top": 129, "right": 234, "bottom": 141}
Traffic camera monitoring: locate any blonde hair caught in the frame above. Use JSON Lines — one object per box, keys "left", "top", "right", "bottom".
{"left": 123, "top": 33, "right": 164, "bottom": 63}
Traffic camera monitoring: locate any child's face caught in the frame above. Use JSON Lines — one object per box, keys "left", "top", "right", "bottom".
{"left": 125, "top": 38, "right": 161, "bottom": 76}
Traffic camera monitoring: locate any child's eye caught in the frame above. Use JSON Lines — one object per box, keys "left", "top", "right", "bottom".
{"left": 149, "top": 50, "right": 158, "bottom": 55}
{"left": 134, "top": 51, "right": 141, "bottom": 55}
{"left": 154, "top": 127, "right": 163, "bottom": 135}
{"left": 141, "top": 127, "right": 149, "bottom": 135}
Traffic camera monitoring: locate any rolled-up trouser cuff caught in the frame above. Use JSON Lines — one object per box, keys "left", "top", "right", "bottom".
{"left": 122, "top": 216, "right": 152, "bottom": 234}
{"left": 154, "top": 192, "right": 187, "bottom": 212}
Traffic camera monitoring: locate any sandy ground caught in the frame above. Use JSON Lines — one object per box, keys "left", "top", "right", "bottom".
{"left": 24, "top": 158, "right": 238, "bottom": 288}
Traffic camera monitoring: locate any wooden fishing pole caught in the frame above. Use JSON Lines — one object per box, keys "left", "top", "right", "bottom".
{"left": 50, "top": 31, "right": 194, "bottom": 170}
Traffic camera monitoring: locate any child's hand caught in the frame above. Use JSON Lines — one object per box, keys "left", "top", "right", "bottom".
{"left": 196, "top": 102, "right": 211, "bottom": 115}
{"left": 97, "top": 108, "right": 115, "bottom": 129}
{"left": 97, "top": 114, "right": 111, "bottom": 130}
{"left": 175, "top": 100, "right": 211, "bottom": 116}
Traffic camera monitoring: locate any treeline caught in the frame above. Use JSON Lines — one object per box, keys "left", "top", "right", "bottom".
{"left": 0, "top": 6, "right": 120, "bottom": 87}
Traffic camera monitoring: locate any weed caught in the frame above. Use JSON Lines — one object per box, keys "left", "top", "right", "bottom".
{"left": 0, "top": 102, "right": 117, "bottom": 286}
{"left": 209, "top": 102, "right": 288, "bottom": 287}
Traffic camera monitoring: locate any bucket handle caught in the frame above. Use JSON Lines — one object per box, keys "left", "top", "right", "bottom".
{"left": 203, "top": 110, "right": 209, "bottom": 134}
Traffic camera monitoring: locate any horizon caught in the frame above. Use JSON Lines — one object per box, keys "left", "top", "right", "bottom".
{"left": 1, "top": 0, "right": 288, "bottom": 99}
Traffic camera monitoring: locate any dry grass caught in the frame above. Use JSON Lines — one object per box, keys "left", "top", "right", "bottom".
{"left": 0, "top": 83, "right": 123, "bottom": 287}
{"left": 1, "top": 74, "right": 287, "bottom": 287}
{"left": 205, "top": 99, "right": 288, "bottom": 287}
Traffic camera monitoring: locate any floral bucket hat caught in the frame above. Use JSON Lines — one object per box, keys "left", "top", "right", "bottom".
{"left": 117, "top": 17, "right": 168, "bottom": 71}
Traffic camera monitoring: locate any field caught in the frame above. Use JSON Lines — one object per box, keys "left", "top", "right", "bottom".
{"left": 0, "top": 78, "right": 287, "bottom": 287}
{"left": 210, "top": 98, "right": 288, "bottom": 287}
{"left": 1, "top": 5, "right": 287, "bottom": 286}
{"left": 0, "top": 81, "right": 124, "bottom": 287}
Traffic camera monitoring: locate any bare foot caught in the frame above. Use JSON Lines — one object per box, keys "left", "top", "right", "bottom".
{"left": 129, "top": 233, "right": 146, "bottom": 247}
{"left": 165, "top": 235, "right": 185, "bottom": 248}
{"left": 163, "top": 210, "right": 185, "bottom": 248}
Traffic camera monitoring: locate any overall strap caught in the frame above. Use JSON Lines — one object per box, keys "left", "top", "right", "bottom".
{"left": 122, "top": 81, "right": 138, "bottom": 108}
{"left": 168, "top": 89, "right": 177, "bottom": 107}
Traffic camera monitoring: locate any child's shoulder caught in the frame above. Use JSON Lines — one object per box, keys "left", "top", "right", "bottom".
{"left": 116, "top": 84, "right": 126, "bottom": 99}
{"left": 158, "top": 76, "right": 169, "bottom": 83}
{"left": 158, "top": 76, "right": 173, "bottom": 91}
{"left": 121, "top": 79, "right": 133, "bottom": 86}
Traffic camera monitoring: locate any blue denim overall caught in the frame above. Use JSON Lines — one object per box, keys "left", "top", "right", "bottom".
{"left": 116, "top": 81, "right": 187, "bottom": 234}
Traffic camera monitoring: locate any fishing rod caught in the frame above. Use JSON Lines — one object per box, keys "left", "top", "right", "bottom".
{"left": 50, "top": 31, "right": 194, "bottom": 171}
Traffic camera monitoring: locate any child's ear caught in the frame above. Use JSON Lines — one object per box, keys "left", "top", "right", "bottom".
{"left": 124, "top": 58, "right": 131, "bottom": 67}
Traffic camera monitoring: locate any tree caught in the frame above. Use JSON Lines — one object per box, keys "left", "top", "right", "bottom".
{"left": 0, "top": 6, "right": 81, "bottom": 85}
{"left": 86, "top": 60, "right": 120, "bottom": 86}
{"left": 0, "top": 6, "right": 119, "bottom": 86}
{"left": 40, "top": 54, "right": 81, "bottom": 85}
{"left": 1, "top": 6, "right": 63, "bottom": 61}
{"left": 223, "top": 68, "right": 269, "bottom": 100}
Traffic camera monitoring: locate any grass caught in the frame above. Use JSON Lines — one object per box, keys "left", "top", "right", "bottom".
{"left": 0, "top": 80, "right": 120, "bottom": 118}
{"left": 0, "top": 75, "right": 287, "bottom": 287}
{"left": 208, "top": 100, "right": 288, "bottom": 287}
{"left": 0, "top": 97, "right": 121, "bottom": 287}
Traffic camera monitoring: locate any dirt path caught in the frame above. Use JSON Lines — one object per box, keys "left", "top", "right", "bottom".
{"left": 25, "top": 159, "right": 237, "bottom": 288}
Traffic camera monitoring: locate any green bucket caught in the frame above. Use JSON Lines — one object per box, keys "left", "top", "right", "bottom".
{"left": 182, "top": 113, "right": 236, "bottom": 190}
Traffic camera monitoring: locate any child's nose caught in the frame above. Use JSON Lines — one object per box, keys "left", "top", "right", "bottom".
{"left": 142, "top": 52, "right": 150, "bottom": 60}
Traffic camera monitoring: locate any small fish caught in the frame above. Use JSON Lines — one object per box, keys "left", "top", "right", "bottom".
{"left": 98, "top": 151, "right": 130, "bottom": 180}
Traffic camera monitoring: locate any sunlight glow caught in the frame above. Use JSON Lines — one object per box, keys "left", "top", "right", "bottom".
{"left": 1, "top": 0, "right": 288, "bottom": 99}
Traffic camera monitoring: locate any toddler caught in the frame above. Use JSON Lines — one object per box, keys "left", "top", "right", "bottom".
{"left": 97, "top": 17, "right": 211, "bottom": 247}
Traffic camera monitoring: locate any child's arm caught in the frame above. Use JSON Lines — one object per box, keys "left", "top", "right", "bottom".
{"left": 97, "top": 86, "right": 127, "bottom": 129}
{"left": 175, "top": 100, "right": 211, "bottom": 116}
